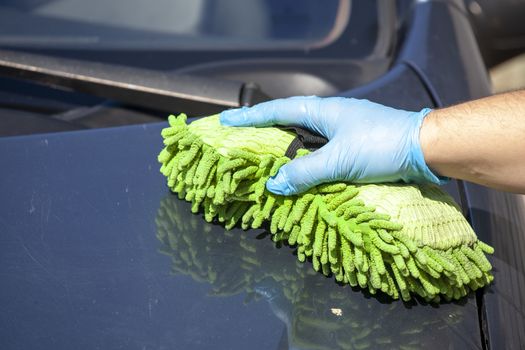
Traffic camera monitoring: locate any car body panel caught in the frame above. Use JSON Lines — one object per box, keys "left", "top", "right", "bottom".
{"left": 0, "top": 124, "right": 483, "bottom": 349}
{"left": 464, "top": 184, "right": 525, "bottom": 349}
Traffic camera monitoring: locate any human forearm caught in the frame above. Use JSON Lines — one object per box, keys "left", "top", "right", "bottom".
{"left": 421, "top": 90, "right": 525, "bottom": 193}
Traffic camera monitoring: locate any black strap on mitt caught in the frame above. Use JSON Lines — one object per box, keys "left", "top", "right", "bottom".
{"left": 281, "top": 127, "right": 328, "bottom": 159}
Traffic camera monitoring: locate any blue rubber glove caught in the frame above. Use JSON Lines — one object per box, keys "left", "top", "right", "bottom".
{"left": 219, "top": 96, "right": 447, "bottom": 196}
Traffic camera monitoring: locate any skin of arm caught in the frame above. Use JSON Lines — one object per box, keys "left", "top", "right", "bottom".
{"left": 420, "top": 90, "right": 525, "bottom": 194}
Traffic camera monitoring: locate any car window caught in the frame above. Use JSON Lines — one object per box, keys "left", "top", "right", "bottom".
{"left": 0, "top": 0, "right": 349, "bottom": 50}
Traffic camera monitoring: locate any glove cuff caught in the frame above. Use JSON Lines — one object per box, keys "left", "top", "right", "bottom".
{"left": 407, "top": 108, "right": 449, "bottom": 186}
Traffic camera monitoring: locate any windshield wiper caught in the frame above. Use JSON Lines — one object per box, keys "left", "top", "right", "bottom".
{"left": 0, "top": 50, "right": 270, "bottom": 115}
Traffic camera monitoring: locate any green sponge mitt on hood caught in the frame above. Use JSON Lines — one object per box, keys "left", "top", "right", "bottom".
{"left": 157, "top": 113, "right": 494, "bottom": 302}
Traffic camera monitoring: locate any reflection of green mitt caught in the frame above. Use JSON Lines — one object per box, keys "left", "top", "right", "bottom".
{"left": 158, "top": 114, "right": 494, "bottom": 302}
{"left": 155, "top": 196, "right": 454, "bottom": 350}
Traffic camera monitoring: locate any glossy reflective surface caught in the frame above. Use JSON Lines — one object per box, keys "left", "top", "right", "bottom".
{"left": 0, "top": 0, "right": 342, "bottom": 49}
{"left": 465, "top": 183, "right": 525, "bottom": 349}
{"left": 0, "top": 124, "right": 482, "bottom": 349}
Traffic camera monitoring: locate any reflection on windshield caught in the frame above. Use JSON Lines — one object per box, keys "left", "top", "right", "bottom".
{"left": 0, "top": 0, "right": 347, "bottom": 49}
{"left": 155, "top": 195, "right": 471, "bottom": 350}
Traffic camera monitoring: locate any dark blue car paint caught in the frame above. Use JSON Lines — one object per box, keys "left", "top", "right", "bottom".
{"left": 0, "top": 123, "right": 483, "bottom": 349}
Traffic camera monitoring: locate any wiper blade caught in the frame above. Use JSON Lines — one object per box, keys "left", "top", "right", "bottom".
{"left": 0, "top": 50, "right": 270, "bottom": 115}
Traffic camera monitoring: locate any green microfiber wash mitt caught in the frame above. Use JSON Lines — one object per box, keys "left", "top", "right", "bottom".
{"left": 158, "top": 113, "right": 494, "bottom": 302}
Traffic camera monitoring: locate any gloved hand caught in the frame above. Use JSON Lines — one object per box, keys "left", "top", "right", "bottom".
{"left": 220, "top": 96, "right": 447, "bottom": 196}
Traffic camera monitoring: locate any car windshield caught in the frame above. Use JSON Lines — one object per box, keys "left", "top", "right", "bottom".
{"left": 0, "top": 0, "right": 348, "bottom": 50}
